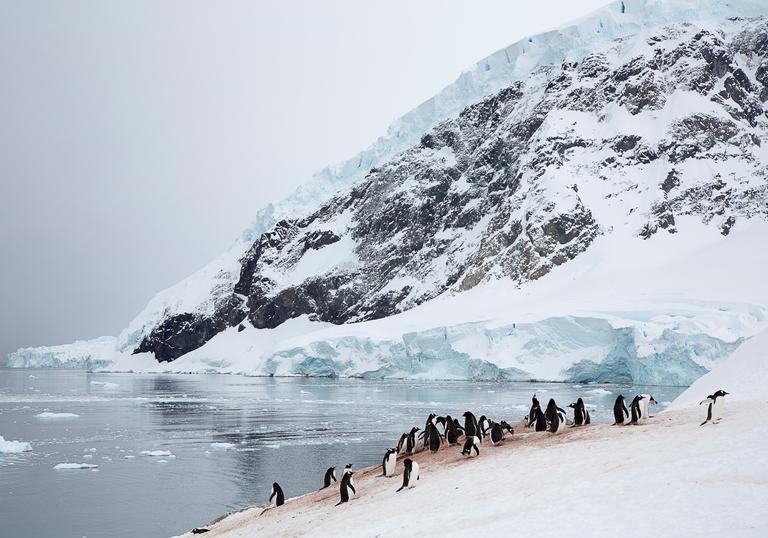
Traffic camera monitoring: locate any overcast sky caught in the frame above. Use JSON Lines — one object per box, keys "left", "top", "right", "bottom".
{"left": 0, "top": 0, "right": 608, "bottom": 357}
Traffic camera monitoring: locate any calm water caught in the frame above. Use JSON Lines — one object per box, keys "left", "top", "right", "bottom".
{"left": 0, "top": 369, "right": 686, "bottom": 538}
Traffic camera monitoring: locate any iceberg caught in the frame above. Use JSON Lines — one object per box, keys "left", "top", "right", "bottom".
{"left": 0, "top": 435, "right": 32, "bottom": 454}
{"left": 53, "top": 463, "right": 98, "bottom": 470}
{"left": 35, "top": 412, "right": 80, "bottom": 419}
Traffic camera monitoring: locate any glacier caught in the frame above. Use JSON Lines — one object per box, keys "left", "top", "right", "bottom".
{"left": 7, "top": 0, "right": 768, "bottom": 384}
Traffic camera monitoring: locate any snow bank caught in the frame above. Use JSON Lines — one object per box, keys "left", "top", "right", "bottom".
{"left": 668, "top": 330, "right": 768, "bottom": 410}
{"left": 186, "top": 401, "right": 768, "bottom": 538}
{"left": 0, "top": 435, "right": 32, "bottom": 454}
{"left": 53, "top": 463, "right": 98, "bottom": 470}
{"left": 35, "top": 412, "right": 80, "bottom": 419}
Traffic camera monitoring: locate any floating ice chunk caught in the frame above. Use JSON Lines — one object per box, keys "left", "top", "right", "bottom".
{"left": 0, "top": 435, "right": 32, "bottom": 454}
{"left": 585, "top": 388, "right": 612, "bottom": 395}
{"left": 28, "top": 375, "right": 37, "bottom": 379}
{"left": 35, "top": 412, "right": 80, "bottom": 419}
{"left": 124, "top": 455, "right": 135, "bottom": 459}
{"left": 53, "top": 463, "right": 98, "bottom": 470}
{"left": 83, "top": 454, "right": 93, "bottom": 459}
{"left": 140, "top": 450, "right": 174, "bottom": 457}
{"left": 90, "top": 381, "right": 119, "bottom": 389}
{"left": 156, "top": 459, "right": 169, "bottom": 463}
{"left": 210, "top": 442, "right": 236, "bottom": 450}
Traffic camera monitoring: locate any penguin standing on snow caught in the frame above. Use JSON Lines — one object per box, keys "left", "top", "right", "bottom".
{"left": 462, "top": 411, "right": 479, "bottom": 439}
{"left": 477, "top": 415, "right": 491, "bottom": 442}
{"left": 396, "top": 458, "right": 420, "bottom": 492}
{"left": 382, "top": 448, "right": 397, "bottom": 477}
{"left": 630, "top": 395, "right": 645, "bottom": 424}
{"left": 613, "top": 394, "right": 630, "bottom": 425}
{"left": 321, "top": 466, "right": 337, "bottom": 489}
{"left": 489, "top": 421, "right": 514, "bottom": 445}
{"left": 444, "top": 415, "right": 462, "bottom": 445}
{"left": 396, "top": 432, "right": 408, "bottom": 454}
{"left": 545, "top": 399, "right": 567, "bottom": 433}
{"left": 425, "top": 421, "right": 442, "bottom": 453}
{"left": 461, "top": 435, "right": 480, "bottom": 457}
{"left": 638, "top": 394, "right": 658, "bottom": 421}
{"left": 336, "top": 468, "right": 356, "bottom": 506}
{"left": 269, "top": 482, "right": 285, "bottom": 507}
{"left": 529, "top": 404, "right": 548, "bottom": 432}
{"left": 405, "top": 427, "right": 420, "bottom": 454}
{"left": 569, "top": 398, "right": 590, "bottom": 426}
{"left": 700, "top": 390, "right": 729, "bottom": 426}
{"left": 528, "top": 394, "right": 541, "bottom": 428}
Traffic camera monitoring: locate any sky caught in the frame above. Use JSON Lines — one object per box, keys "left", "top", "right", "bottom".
{"left": 0, "top": 0, "right": 608, "bottom": 357}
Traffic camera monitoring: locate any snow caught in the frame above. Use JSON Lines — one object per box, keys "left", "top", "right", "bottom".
{"left": 11, "top": 0, "right": 766, "bottom": 373}
{"left": 53, "top": 463, "right": 98, "bottom": 470}
{"left": 35, "top": 412, "right": 80, "bottom": 419}
{"left": 0, "top": 435, "right": 32, "bottom": 454}
{"left": 181, "top": 400, "right": 768, "bottom": 538}
{"left": 668, "top": 329, "right": 768, "bottom": 410}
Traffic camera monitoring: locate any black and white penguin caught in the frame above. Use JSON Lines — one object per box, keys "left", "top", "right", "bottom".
{"left": 435, "top": 415, "right": 447, "bottom": 433}
{"left": 489, "top": 421, "right": 514, "bottom": 445}
{"left": 269, "top": 482, "right": 285, "bottom": 507}
{"left": 638, "top": 393, "right": 658, "bottom": 421}
{"left": 405, "top": 427, "right": 420, "bottom": 454}
{"left": 396, "top": 458, "right": 420, "bottom": 492}
{"left": 444, "top": 415, "right": 462, "bottom": 445}
{"left": 426, "top": 421, "right": 442, "bottom": 453}
{"left": 527, "top": 394, "right": 541, "bottom": 428}
{"left": 396, "top": 432, "right": 408, "bottom": 454}
{"left": 477, "top": 415, "right": 491, "bottom": 442}
{"left": 461, "top": 435, "right": 480, "bottom": 457}
{"left": 382, "top": 448, "right": 397, "bottom": 477}
{"left": 568, "top": 398, "right": 590, "bottom": 426}
{"left": 422, "top": 413, "right": 436, "bottom": 449}
{"left": 336, "top": 468, "right": 356, "bottom": 506}
{"left": 700, "top": 390, "right": 729, "bottom": 426}
{"left": 545, "top": 399, "right": 567, "bottom": 433}
{"left": 462, "top": 411, "right": 479, "bottom": 439}
{"left": 191, "top": 528, "right": 210, "bottom": 534}
{"left": 344, "top": 463, "right": 355, "bottom": 490}
{"left": 630, "top": 395, "right": 644, "bottom": 424}
{"left": 613, "top": 394, "right": 630, "bottom": 425}
{"left": 322, "top": 466, "right": 337, "bottom": 489}
{"left": 529, "top": 404, "right": 548, "bottom": 432}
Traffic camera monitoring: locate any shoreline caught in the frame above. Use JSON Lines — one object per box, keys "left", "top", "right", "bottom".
{"left": 177, "top": 400, "right": 768, "bottom": 537}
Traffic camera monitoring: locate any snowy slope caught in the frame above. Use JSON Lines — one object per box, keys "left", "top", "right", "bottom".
{"left": 668, "top": 328, "right": 768, "bottom": 409}
{"left": 181, "top": 401, "right": 768, "bottom": 538}
{"left": 8, "top": 2, "right": 768, "bottom": 384}
{"left": 80, "top": 0, "right": 768, "bottom": 354}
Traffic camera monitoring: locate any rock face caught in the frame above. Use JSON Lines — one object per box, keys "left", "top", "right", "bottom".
{"left": 135, "top": 16, "right": 768, "bottom": 362}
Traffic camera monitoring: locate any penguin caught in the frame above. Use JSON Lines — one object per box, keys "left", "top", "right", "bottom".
{"left": 269, "top": 482, "right": 285, "bottom": 507}
{"left": 405, "top": 427, "right": 420, "bottom": 454}
{"left": 396, "top": 432, "right": 408, "bottom": 454}
{"left": 444, "top": 415, "right": 462, "bottom": 445}
{"left": 638, "top": 394, "right": 658, "bottom": 421}
{"left": 477, "top": 415, "right": 491, "bottom": 442}
{"left": 426, "top": 421, "right": 442, "bottom": 453}
{"left": 530, "top": 404, "right": 548, "bottom": 432}
{"left": 613, "top": 394, "right": 630, "bottom": 425}
{"left": 630, "top": 395, "right": 644, "bottom": 424}
{"left": 191, "top": 529, "right": 210, "bottom": 534}
{"left": 396, "top": 458, "right": 420, "bottom": 492}
{"left": 336, "top": 468, "right": 356, "bottom": 506}
{"left": 322, "top": 466, "right": 337, "bottom": 489}
{"left": 461, "top": 435, "right": 480, "bottom": 457}
{"left": 527, "top": 394, "right": 541, "bottom": 428}
{"left": 382, "top": 448, "right": 397, "bottom": 477}
{"left": 568, "top": 398, "right": 590, "bottom": 426}
{"left": 489, "top": 421, "right": 514, "bottom": 445}
{"left": 700, "top": 390, "right": 729, "bottom": 426}
{"left": 344, "top": 463, "right": 355, "bottom": 490}
{"left": 435, "top": 415, "right": 447, "bottom": 433}
{"left": 422, "top": 413, "right": 436, "bottom": 448}
{"left": 544, "top": 399, "right": 567, "bottom": 433}
{"left": 453, "top": 417, "right": 465, "bottom": 433}
{"left": 462, "top": 411, "right": 479, "bottom": 439}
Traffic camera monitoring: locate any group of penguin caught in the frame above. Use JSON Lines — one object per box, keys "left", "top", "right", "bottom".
{"left": 257, "top": 389, "right": 730, "bottom": 517}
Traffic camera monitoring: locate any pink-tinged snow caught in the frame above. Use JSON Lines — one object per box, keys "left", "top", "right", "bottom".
{"left": 178, "top": 400, "right": 767, "bottom": 538}
{"left": 668, "top": 329, "right": 768, "bottom": 410}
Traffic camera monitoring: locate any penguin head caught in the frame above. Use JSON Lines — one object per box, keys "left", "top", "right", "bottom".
{"left": 272, "top": 482, "right": 279, "bottom": 490}
{"left": 715, "top": 389, "right": 729, "bottom": 397}
{"left": 568, "top": 402, "right": 577, "bottom": 409}
{"left": 649, "top": 395, "right": 658, "bottom": 404}
{"left": 345, "top": 463, "right": 353, "bottom": 469}
{"left": 403, "top": 458, "right": 413, "bottom": 469}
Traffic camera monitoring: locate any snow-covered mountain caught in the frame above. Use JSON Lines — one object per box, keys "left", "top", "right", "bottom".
{"left": 8, "top": 1, "right": 768, "bottom": 384}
